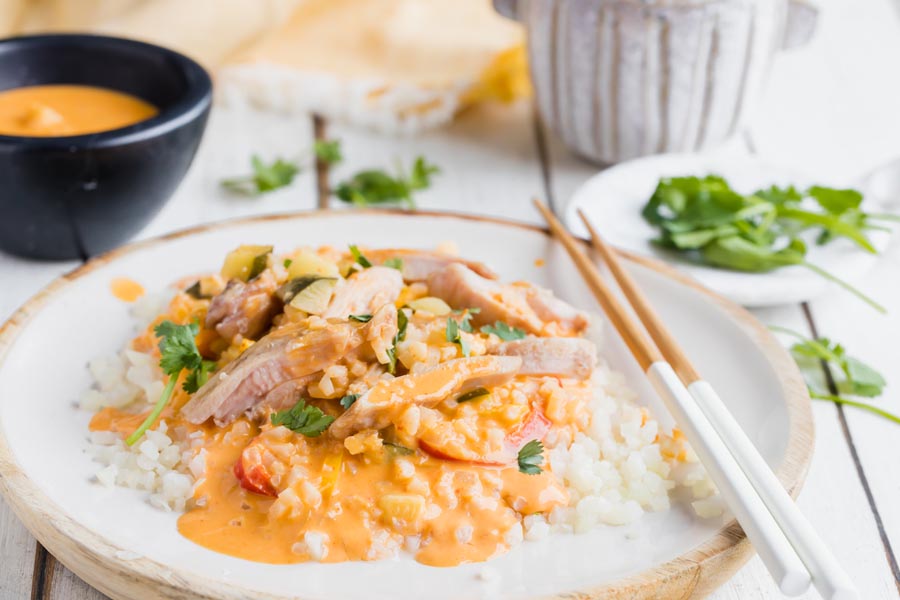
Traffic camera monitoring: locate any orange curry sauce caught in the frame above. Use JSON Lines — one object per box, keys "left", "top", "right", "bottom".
{"left": 91, "top": 398, "right": 570, "bottom": 566}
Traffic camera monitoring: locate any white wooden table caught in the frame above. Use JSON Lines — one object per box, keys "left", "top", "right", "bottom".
{"left": 2, "top": 1, "right": 900, "bottom": 597}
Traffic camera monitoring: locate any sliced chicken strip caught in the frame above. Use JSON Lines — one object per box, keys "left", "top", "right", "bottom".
{"left": 181, "top": 310, "right": 397, "bottom": 425}
{"left": 426, "top": 264, "right": 589, "bottom": 336}
{"left": 247, "top": 376, "right": 316, "bottom": 421}
{"left": 182, "top": 323, "right": 359, "bottom": 425}
{"left": 329, "top": 355, "right": 522, "bottom": 439}
{"left": 362, "top": 248, "right": 498, "bottom": 281}
{"left": 322, "top": 266, "right": 403, "bottom": 320}
{"left": 490, "top": 337, "right": 597, "bottom": 379}
{"left": 205, "top": 270, "right": 281, "bottom": 342}
{"left": 519, "top": 285, "right": 590, "bottom": 335}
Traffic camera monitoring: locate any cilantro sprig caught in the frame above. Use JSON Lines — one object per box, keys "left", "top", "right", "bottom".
{"left": 221, "top": 155, "right": 299, "bottom": 196}
{"left": 517, "top": 440, "right": 544, "bottom": 475}
{"left": 642, "top": 176, "right": 890, "bottom": 312}
{"left": 126, "top": 321, "right": 211, "bottom": 445}
{"left": 271, "top": 398, "right": 335, "bottom": 437}
{"left": 773, "top": 326, "right": 897, "bottom": 424}
{"left": 314, "top": 139, "right": 343, "bottom": 165}
{"left": 334, "top": 156, "right": 439, "bottom": 208}
{"left": 480, "top": 321, "right": 526, "bottom": 341}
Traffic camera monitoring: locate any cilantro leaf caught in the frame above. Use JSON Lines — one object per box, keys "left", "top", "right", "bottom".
{"left": 458, "top": 312, "right": 475, "bottom": 333}
{"left": 183, "top": 360, "right": 216, "bottom": 394}
{"left": 386, "top": 308, "right": 409, "bottom": 375}
{"left": 397, "top": 308, "right": 409, "bottom": 342}
{"left": 445, "top": 317, "right": 470, "bottom": 357}
{"left": 445, "top": 318, "right": 458, "bottom": 343}
{"left": 807, "top": 186, "right": 863, "bottom": 215}
{"left": 339, "top": 394, "right": 359, "bottom": 409}
{"left": 387, "top": 346, "right": 398, "bottom": 375}
{"left": 314, "top": 139, "right": 343, "bottom": 165}
{"left": 407, "top": 157, "right": 440, "bottom": 191}
{"left": 384, "top": 442, "right": 414, "bottom": 456}
{"left": 271, "top": 398, "right": 335, "bottom": 437}
{"left": 184, "top": 281, "right": 210, "bottom": 300}
{"left": 641, "top": 175, "right": 887, "bottom": 312}
{"left": 456, "top": 388, "right": 489, "bottom": 403}
{"left": 333, "top": 156, "right": 439, "bottom": 208}
{"left": 480, "top": 321, "right": 527, "bottom": 341}
{"left": 349, "top": 314, "right": 373, "bottom": 323}
{"left": 283, "top": 259, "right": 293, "bottom": 268}
{"left": 517, "top": 440, "right": 544, "bottom": 475}
{"left": 773, "top": 326, "right": 895, "bottom": 424}
{"left": 221, "top": 155, "right": 299, "bottom": 196}
{"left": 155, "top": 321, "right": 202, "bottom": 377}
{"left": 126, "top": 321, "right": 205, "bottom": 446}
{"left": 349, "top": 244, "right": 372, "bottom": 268}
{"left": 383, "top": 257, "right": 403, "bottom": 270}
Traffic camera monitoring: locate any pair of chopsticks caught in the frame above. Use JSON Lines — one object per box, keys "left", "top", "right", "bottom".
{"left": 534, "top": 199, "right": 857, "bottom": 600}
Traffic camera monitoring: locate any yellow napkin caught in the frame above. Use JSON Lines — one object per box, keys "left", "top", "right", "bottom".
{"left": 5, "top": 0, "right": 528, "bottom": 132}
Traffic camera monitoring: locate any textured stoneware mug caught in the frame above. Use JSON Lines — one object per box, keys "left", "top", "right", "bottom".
{"left": 493, "top": 0, "right": 818, "bottom": 164}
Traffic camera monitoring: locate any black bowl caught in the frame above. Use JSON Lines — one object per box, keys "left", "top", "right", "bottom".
{"left": 0, "top": 34, "right": 212, "bottom": 260}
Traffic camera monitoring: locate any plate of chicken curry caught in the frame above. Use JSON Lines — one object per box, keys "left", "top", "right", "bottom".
{"left": 0, "top": 211, "right": 812, "bottom": 600}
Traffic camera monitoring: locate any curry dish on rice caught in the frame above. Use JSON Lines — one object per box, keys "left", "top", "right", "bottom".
{"left": 85, "top": 244, "right": 714, "bottom": 567}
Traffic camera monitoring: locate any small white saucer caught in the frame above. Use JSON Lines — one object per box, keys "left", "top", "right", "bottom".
{"left": 564, "top": 153, "right": 894, "bottom": 308}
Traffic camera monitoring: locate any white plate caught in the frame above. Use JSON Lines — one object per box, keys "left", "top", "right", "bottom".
{"left": 0, "top": 212, "right": 812, "bottom": 600}
{"left": 564, "top": 153, "right": 894, "bottom": 307}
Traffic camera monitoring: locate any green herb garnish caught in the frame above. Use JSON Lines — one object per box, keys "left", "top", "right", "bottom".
{"left": 446, "top": 317, "right": 470, "bottom": 357}
{"left": 221, "top": 155, "right": 299, "bottom": 196}
{"left": 397, "top": 308, "right": 409, "bottom": 342}
{"left": 383, "top": 257, "right": 403, "bottom": 270}
{"left": 456, "top": 388, "right": 490, "bottom": 403}
{"left": 126, "top": 321, "right": 206, "bottom": 445}
{"left": 384, "top": 442, "right": 414, "bottom": 456}
{"left": 271, "top": 398, "right": 335, "bottom": 437}
{"left": 334, "top": 156, "right": 439, "bottom": 208}
{"left": 642, "top": 175, "right": 889, "bottom": 312}
{"left": 386, "top": 346, "right": 398, "bottom": 375}
{"left": 517, "top": 440, "right": 544, "bottom": 475}
{"left": 386, "top": 308, "right": 409, "bottom": 375}
{"left": 339, "top": 394, "right": 360, "bottom": 409}
{"left": 480, "top": 321, "right": 527, "bottom": 341}
{"left": 184, "top": 281, "right": 210, "bottom": 300}
{"left": 349, "top": 314, "right": 373, "bottom": 323}
{"left": 283, "top": 259, "right": 293, "bottom": 268}
{"left": 774, "top": 326, "right": 896, "bottom": 424}
{"left": 458, "top": 312, "right": 475, "bottom": 334}
{"left": 349, "top": 244, "right": 372, "bottom": 268}
{"left": 183, "top": 360, "right": 217, "bottom": 394}
{"left": 314, "top": 139, "right": 343, "bottom": 165}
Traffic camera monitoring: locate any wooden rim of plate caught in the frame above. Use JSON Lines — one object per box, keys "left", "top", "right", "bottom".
{"left": 0, "top": 210, "right": 814, "bottom": 600}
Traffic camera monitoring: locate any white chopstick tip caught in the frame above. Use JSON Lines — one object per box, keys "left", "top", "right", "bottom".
{"left": 778, "top": 570, "right": 812, "bottom": 596}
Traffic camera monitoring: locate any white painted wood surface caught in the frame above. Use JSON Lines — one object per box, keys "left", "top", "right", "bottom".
{"left": 1, "top": 0, "right": 899, "bottom": 597}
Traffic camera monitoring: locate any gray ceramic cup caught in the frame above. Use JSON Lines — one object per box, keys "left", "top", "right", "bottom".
{"left": 494, "top": 0, "right": 818, "bottom": 165}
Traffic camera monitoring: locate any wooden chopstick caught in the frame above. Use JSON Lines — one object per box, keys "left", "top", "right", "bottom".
{"left": 575, "top": 208, "right": 858, "bottom": 600}
{"left": 533, "top": 199, "right": 811, "bottom": 596}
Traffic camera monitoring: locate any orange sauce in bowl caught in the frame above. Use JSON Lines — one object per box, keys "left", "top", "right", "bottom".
{"left": 0, "top": 85, "right": 157, "bottom": 137}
